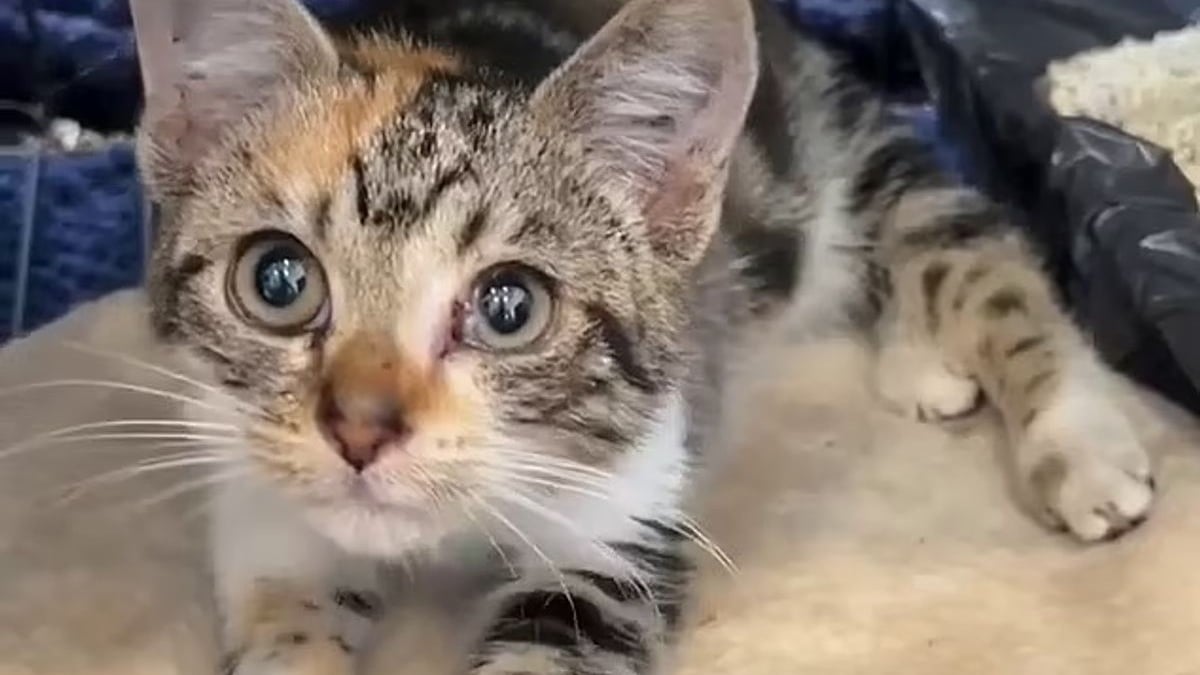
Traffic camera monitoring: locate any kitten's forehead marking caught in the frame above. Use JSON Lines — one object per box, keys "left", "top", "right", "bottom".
{"left": 252, "top": 44, "right": 461, "bottom": 201}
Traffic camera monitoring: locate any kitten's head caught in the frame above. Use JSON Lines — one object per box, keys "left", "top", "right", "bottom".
{"left": 132, "top": 0, "right": 757, "bottom": 556}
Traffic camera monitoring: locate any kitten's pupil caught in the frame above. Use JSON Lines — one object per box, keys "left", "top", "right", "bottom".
{"left": 478, "top": 274, "right": 532, "bottom": 335}
{"left": 255, "top": 247, "right": 309, "bottom": 308}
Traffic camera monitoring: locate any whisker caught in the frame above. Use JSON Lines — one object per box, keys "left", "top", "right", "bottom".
{"left": 458, "top": 493, "right": 517, "bottom": 580}
{"left": 53, "top": 451, "right": 234, "bottom": 504}
{"left": 55, "top": 339, "right": 249, "bottom": 409}
{"left": 0, "top": 418, "right": 239, "bottom": 462}
{"left": 490, "top": 449, "right": 615, "bottom": 480}
{"left": 0, "top": 379, "right": 238, "bottom": 416}
{"left": 671, "top": 514, "right": 738, "bottom": 575}
{"left": 486, "top": 459, "right": 614, "bottom": 492}
{"left": 490, "top": 466, "right": 737, "bottom": 575}
{"left": 468, "top": 493, "right": 581, "bottom": 638}
{"left": 109, "top": 467, "right": 250, "bottom": 518}
{"left": 490, "top": 470, "right": 611, "bottom": 500}
{"left": 488, "top": 483, "right": 660, "bottom": 617}
{"left": 0, "top": 430, "right": 241, "bottom": 464}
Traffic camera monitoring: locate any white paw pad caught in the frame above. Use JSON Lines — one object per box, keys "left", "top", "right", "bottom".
{"left": 911, "top": 367, "right": 983, "bottom": 422}
{"left": 1022, "top": 397, "right": 1155, "bottom": 542}
{"left": 876, "top": 346, "right": 983, "bottom": 423}
{"left": 223, "top": 591, "right": 381, "bottom": 675}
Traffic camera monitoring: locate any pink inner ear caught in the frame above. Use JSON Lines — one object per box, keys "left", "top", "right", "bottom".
{"left": 644, "top": 161, "right": 706, "bottom": 223}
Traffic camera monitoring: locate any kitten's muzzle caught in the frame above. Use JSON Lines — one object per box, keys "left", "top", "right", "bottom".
{"left": 317, "top": 385, "right": 410, "bottom": 472}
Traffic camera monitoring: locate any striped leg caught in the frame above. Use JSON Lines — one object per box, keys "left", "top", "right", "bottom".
{"left": 469, "top": 523, "right": 687, "bottom": 675}
{"left": 874, "top": 185, "right": 1155, "bottom": 542}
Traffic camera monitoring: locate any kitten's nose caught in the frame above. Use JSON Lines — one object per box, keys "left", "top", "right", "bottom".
{"left": 318, "top": 389, "right": 409, "bottom": 472}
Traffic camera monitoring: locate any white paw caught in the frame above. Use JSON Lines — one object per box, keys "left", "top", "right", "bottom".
{"left": 224, "top": 633, "right": 355, "bottom": 675}
{"left": 1020, "top": 390, "right": 1154, "bottom": 542}
{"left": 876, "top": 342, "right": 983, "bottom": 423}
{"left": 223, "top": 590, "right": 381, "bottom": 675}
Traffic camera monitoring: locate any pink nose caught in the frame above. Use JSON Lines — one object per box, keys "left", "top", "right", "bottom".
{"left": 317, "top": 390, "right": 409, "bottom": 472}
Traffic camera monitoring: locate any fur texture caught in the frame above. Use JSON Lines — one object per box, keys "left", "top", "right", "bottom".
{"left": 123, "top": 0, "right": 1156, "bottom": 673}
{"left": 0, "top": 292, "right": 1196, "bottom": 675}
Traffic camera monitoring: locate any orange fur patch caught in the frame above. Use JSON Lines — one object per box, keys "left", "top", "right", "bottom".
{"left": 323, "top": 332, "right": 471, "bottom": 431}
{"left": 254, "top": 45, "right": 460, "bottom": 196}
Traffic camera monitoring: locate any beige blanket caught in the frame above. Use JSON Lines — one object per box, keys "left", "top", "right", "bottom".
{"left": 2, "top": 290, "right": 1199, "bottom": 675}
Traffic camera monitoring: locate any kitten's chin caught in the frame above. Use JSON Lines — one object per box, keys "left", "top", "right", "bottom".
{"left": 303, "top": 501, "right": 457, "bottom": 559}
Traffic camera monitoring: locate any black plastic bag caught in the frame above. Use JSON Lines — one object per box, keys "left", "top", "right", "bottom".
{"left": 898, "top": 0, "right": 1200, "bottom": 413}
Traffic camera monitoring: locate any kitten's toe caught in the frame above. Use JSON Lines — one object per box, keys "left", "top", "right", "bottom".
{"left": 1021, "top": 401, "right": 1155, "bottom": 543}
{"left": 876, "top": 343, "right": 983, "bottom": 423}
{"left": 223, "top": 593, "right": 372, "bottom": 675}
{"left": 224, "top": 633, "right": 355, "bottom": 675}
{"left": 1031, "top": 454, "right": 1154, "bottom": 542}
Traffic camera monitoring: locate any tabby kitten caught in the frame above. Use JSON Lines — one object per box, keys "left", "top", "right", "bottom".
{"left": 129, "top": 0, "right": 1155, "bottom": 673}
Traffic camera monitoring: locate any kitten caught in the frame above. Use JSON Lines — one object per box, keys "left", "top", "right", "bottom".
{"left": 129, "top": 0, "right": 1155, "bottom": 673}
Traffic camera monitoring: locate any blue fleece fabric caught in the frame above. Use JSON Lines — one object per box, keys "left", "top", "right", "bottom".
{"left": 0, "top": 0, "right": 947, "bottom": 341}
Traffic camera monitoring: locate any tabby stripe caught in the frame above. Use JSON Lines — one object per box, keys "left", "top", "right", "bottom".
{"left": 551, "top": 415, "right": 630, "bottom": 445}
{"left": 173, "top": 253, "right": 211, "bottom": 285}
{"left": 481, "top": 590, "right": 648, "bottom": 662}
{"left": 744, "top": 61, "right": 795, "bottom": 178}
{"left": 983, "top": 288, "right": 1026, "bottom": 319}
{"left": 569, "top": 570, "right": 640, "bottom": 604}
{"left": 152, "top": 253, "right": 211, "bottom": 339}
{"left": 332, "top": 588, "right": 382, "bottom": 620}
{"left": 508, "top": 214, "right": 556, "bottom": 245}
{"left": 1004, "top": 335, "right": 1046, "bottom": 359}
{"left": 632, "top": 517, "right": 688, "bottom": 543}
{"left": 263, "top": 189, "right": 287, "bottom": 212}
{"left": 457, "top": 205, "right": 490, "bottom": 253}
{"left": 824, "top": 70, "right": 872, "bottom": 133}
{"left": 1025, "top": 370, "right": 1055, "bottom": 397}
{"left": 951, "top": 263, "right": 989, "bottom": 310}
{"left": 728, "top": 221, "right": 802, "bottom": 298}
{"left": 378, "top": 193, "right": 417, "bottom": 230}
{"left": 613, "top": 538, "right": 691, "bottom": 629}
{"left": 899, "top": 203, "right": 1009, "bottom": 250}
{"left": 415, "top": 131, "right": 438, "bottom": 159}
{"left": 1021, "top": 408, "right": 1040, "bottom": 428}
{"left": 313, "top": 192, "right": 333, "bottom": 242}
{"left": 848, "top": 134, "right": 942, "bottom": 216}
{"left": 921, "top": 262, "right": 950, "bottom": 333}
{"left": 509, "top": 411, "right": 631, "bottom": 447}
{"left": 414, "top": 161, "right": 475, "bottom": 224}
{"left": 351, "top": 155, "right": 371, "bottom": 225}
{"left": 613, "top": 542, "right": 691, "bottom": 580}
{"left": 585, "top": 304, "right": 657, "bottom": 393}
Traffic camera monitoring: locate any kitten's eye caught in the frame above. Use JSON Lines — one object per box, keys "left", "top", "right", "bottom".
{"left": 229, "top": 232, "right": 328, "bottom": 334}
{"left": 469, "top": 265, "right": 553, "bottom": 350}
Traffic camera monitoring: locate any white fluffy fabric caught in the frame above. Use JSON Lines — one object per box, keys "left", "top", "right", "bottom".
{"left": 2, "top": 290, "right": 1200, "bottom": 675}
{"left": 1043, "top": 25, "right": 1200, "bottom": 198}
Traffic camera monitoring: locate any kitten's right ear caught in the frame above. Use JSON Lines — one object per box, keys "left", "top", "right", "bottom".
{"left": 131, "top": 0, "right": 339, "bottom": 198}
{"left": 528, "top": 0, "right": 757, "bottom": 268}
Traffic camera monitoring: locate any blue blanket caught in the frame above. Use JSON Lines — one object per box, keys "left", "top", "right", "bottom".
{"left": 0, "top": 0, "right": 943, "bottom": 341}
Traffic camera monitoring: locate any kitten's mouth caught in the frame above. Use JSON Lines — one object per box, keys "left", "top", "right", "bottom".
{"left": 301, "top": 473, "right": 454, "bottom": 557}
{"left": 309, "top": 472, "right": 427, "bottom": 511}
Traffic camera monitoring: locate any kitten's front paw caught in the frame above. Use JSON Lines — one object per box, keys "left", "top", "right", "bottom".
{"left": 1020, "top": 395, "right": 1155, "bottom": 542}
{"left": 222, "top": 591, "right": 377, "bottom": 675}
{"left": 875, "top": 342, "right": 983, "bottom": 423}
{"left": 223, "top": 631, "right": 355, "bottom": 675}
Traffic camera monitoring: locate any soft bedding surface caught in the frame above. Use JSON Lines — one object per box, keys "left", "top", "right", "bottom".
{"left": 2, "top": 291, "right": 1200, "bottom": 675}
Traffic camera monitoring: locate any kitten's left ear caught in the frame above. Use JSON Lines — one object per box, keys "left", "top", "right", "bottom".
{"left": 530, "top": 0, "right": 758, "bottom": 267}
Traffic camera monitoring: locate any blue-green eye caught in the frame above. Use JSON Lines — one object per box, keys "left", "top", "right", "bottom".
{"left": 230, "top": 233, "right": 328, "bottom": 334}
{"left": 255, "top": 248, "right": 309, "bottom": 308}
{"left": 470, "top": 265, "right": 553, "bottom": 350}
